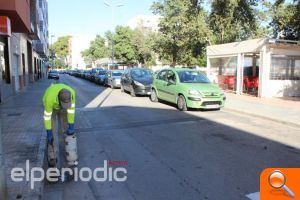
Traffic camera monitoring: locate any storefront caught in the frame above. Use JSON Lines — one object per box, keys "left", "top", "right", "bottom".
{"left": 0, "top": 16, "right": 12, "bottom": 102}
{"left": 207, "top": 38, "right": 300, "bottom": 97}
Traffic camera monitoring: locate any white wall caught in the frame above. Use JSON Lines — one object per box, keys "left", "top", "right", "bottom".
{"left": 267, "top": 80, "right": 300, "bottom": 97}
{"left": 127, "top": 15, "right": 160, "bottom": 32}
{"left": 71, "top": 35, "right": 95, "bottom": 69}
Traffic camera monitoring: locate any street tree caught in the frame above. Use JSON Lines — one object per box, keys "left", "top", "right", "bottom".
{"left": 152, "top": 0, "right": 211, "bottom": 67}
{"left": 113, "top": 26, "right": 137, "bottom": 65}
{"left": 81, "top": 35, "right": 109, "bottom": 66}
{"left": 81, "top": 49, "right": 95, "bottom": 66}
{"left": 267, "top": 0, "right": 299, "bottom": 40}
{"left": 209, "top": 0, "right": 261, "bottom": 44}
{"left": 51, "top": 35, "right": 71, "bottom": 68}
{"left": 132, "top": 23, "right": 157, "bottom": 67}
{"left": 152, "top": 0, "right": 191, "bottom": 66}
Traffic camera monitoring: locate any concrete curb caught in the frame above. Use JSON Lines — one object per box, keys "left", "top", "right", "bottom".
{"left": 223, "top": 107, "right": 300, "bottom": 128}
{"left": 27, "top": 131, "right": 47, "bottom": 200}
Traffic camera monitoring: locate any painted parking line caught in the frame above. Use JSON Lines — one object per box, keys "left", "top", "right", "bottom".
{"left": 246, "top": 192, "right": 260, "bottom": 200}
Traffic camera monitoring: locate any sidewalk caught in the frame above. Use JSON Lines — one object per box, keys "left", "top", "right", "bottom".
{"left": 224, "top": 93, "right": 300, "bottom": 127}
{"left": 0, "top": 78, "right": 52, "bottom": 199}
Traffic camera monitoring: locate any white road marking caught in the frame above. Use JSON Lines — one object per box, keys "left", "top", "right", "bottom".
{"left": 246, "top": 192, "right": 260, "bottom": 200}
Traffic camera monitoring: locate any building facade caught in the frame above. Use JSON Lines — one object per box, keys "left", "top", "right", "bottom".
{"left": 127, "top": 15, "right": 160, "bottom": 32}
{"left": 0, "top": 0, "right": 49, "bottom": 102}
{"left": 207, "top": 38, "right": 300, "bottom": 98}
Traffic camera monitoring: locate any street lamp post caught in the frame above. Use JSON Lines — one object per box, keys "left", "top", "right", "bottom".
{"left": 104, "top": 1, "right": 124, "bottom": 69}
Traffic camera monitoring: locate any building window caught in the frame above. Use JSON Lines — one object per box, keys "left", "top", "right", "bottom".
{"left": 39, "top": 0, "right": 43, "bottom": 8}
{"left": 209, "top": 56, "right": 237, "bottom": 91}
{"left": 270, "top": 55, "right": 300, "bottom": 80}
{"left": 293, "top": 60, "right": 300, "bottom": 78}
{"left": 39, "top": 22, "right": 43, "bottom": 32}
{"left": 210, "top": 56, "right": 237, "bottom": 76}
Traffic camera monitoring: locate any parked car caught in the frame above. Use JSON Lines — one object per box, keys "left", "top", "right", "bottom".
{"left": 104, "top": 70, "right": 123, "bottom": 89}
{"left": 48, "top": 70, "right": 59, "bottom": 80}
{"left": 79, "top": 70, "right": 86, "bottom": 78}
{"left": 121, "top": 68, "right": 153, "bottom": 97}
{"left": 90, "top": 68, "right": 103, "bottom": 82}
{"left": 150, "top": 68, "right": 226, "bottom": 111}
{"left": 95, "top": 70, "right": 107, "bottom": 85}
{"left": 83, "top": 70, "right": 92, "bottom": 80}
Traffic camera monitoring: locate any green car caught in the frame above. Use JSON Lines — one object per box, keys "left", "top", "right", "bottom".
{"left": 150, "top": 68, "right": 226, "bottom": 111}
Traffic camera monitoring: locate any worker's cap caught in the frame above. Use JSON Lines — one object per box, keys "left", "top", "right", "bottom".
{"left": 58, "top": 89, "right": 72, "bottom": 109}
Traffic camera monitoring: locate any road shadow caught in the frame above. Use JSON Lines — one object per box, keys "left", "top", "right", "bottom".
{"left": 58, "top": 105, "right": 300, "bottom": 200}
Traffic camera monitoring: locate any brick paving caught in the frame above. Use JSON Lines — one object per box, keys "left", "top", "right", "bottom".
{"left": 0, "top": 79, "right": 53, "bottom": 200}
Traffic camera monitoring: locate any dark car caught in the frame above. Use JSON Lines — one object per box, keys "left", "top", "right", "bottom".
{"left": 121, "top": 68, "right": 153, "bottom": 97}
{"left": 90, "top": 68, "right": 103, "bottom": 82}
{"left": 95, "top": 70, "right": 107, "bottom": 85}
{"left": 48, "top": 70, "right": 59, "bottom": 80}
{"left": 84, "top": 70, "right": 92, "bottom": 80}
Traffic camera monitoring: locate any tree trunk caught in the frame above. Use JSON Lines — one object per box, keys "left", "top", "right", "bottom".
{"left": 171, "top": 44, "right": 177, "bottom": 67}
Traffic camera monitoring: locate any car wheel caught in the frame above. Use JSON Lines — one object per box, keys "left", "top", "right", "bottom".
{"left": 130, "top": 86, "right": 136, "bottom": 97}
{"left": 121, "top": 85, "right": 124, "bottom": 92}
{"left": 150, "top": 89, "right": 158, "bottom": 102}
{"left": 177, "top": 95, "right": 187, "bottom": 111}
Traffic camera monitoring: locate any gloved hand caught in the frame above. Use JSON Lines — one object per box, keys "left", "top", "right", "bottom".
{"left": 47, "top": 130, "right": 53, "bottom": 145}
{"left": 66, "top": 124, "right": 75, "bottom": 135}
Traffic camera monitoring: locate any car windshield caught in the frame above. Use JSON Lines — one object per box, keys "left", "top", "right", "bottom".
{"left": 131, "top": 69, "right": 152, "bottom": 79}
{"left": 112, "top": 72, "right": 123, "bottom": 76}
{"left": 99, "top": 71, "right": 106, "bottom": 75}
{"left": 178, "top": 71, "right": 211, "bottom": 83}
{"left": 50, "top": 70, "right": 58, "bottom": 73}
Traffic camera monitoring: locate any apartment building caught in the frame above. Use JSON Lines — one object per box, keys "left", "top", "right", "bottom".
{"left": 127, "top": 15, "right": 160, "bottom": 32}
{"left": 0, "top": 0, "right": 49, "bottom": 102}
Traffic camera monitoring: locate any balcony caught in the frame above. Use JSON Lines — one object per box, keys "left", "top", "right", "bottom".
{"left": 28, "top": 21, "right": 40, "bottom": 40}
{"left": 34, "top": 40, "right": 48, "bottom": 58}
{"left": 0, "top": 0, "right": 31, "bottom": 33}
{"left": 28, "top": 0, "right": 40, "bottom": 40}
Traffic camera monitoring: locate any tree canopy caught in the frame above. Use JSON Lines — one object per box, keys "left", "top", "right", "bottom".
{"left": 50, "top": 35, "right": 71, "bottom": 68}
{"left": 81, "top": 35, "right": 108, "bottom": 66}
{"left": 78, "top": 0, "right": 300, "bottom": 68}
{"left": 268, "top": 0, "right": 300, "bottom": 40}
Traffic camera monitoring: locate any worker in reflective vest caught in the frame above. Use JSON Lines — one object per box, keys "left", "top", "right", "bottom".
{"left": 42, "top": 83, "right": 78, "bottom": 166}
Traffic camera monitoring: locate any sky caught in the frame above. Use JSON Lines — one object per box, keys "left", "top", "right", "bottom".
{"left": 48, "top": 0, "right": 156, "bottom": 40}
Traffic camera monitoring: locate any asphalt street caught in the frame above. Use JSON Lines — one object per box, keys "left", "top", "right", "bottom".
{"left": 42, "top": 75, "right": 300, "bottom": 200}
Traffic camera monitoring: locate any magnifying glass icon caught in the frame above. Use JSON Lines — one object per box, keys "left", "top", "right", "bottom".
{"left": 268, "top": 170, "right": 296, "bottom": 198}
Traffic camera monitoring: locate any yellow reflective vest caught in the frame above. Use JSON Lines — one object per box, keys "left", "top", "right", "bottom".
{"left": 42, "top": 83, "right": 76, "bottom": 130}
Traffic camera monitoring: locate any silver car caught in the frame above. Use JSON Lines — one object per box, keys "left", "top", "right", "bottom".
{"left": 104, "top": 70, "right": 123, "bottom": 89}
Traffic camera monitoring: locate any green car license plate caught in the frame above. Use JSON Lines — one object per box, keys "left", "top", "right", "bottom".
{"left": 205, "top": 104, "right": 220, "bottom": 109}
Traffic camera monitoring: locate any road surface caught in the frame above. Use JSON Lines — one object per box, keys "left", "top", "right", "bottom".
{"left": 43, "top": 75, "right": 300, "bottom": 200}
